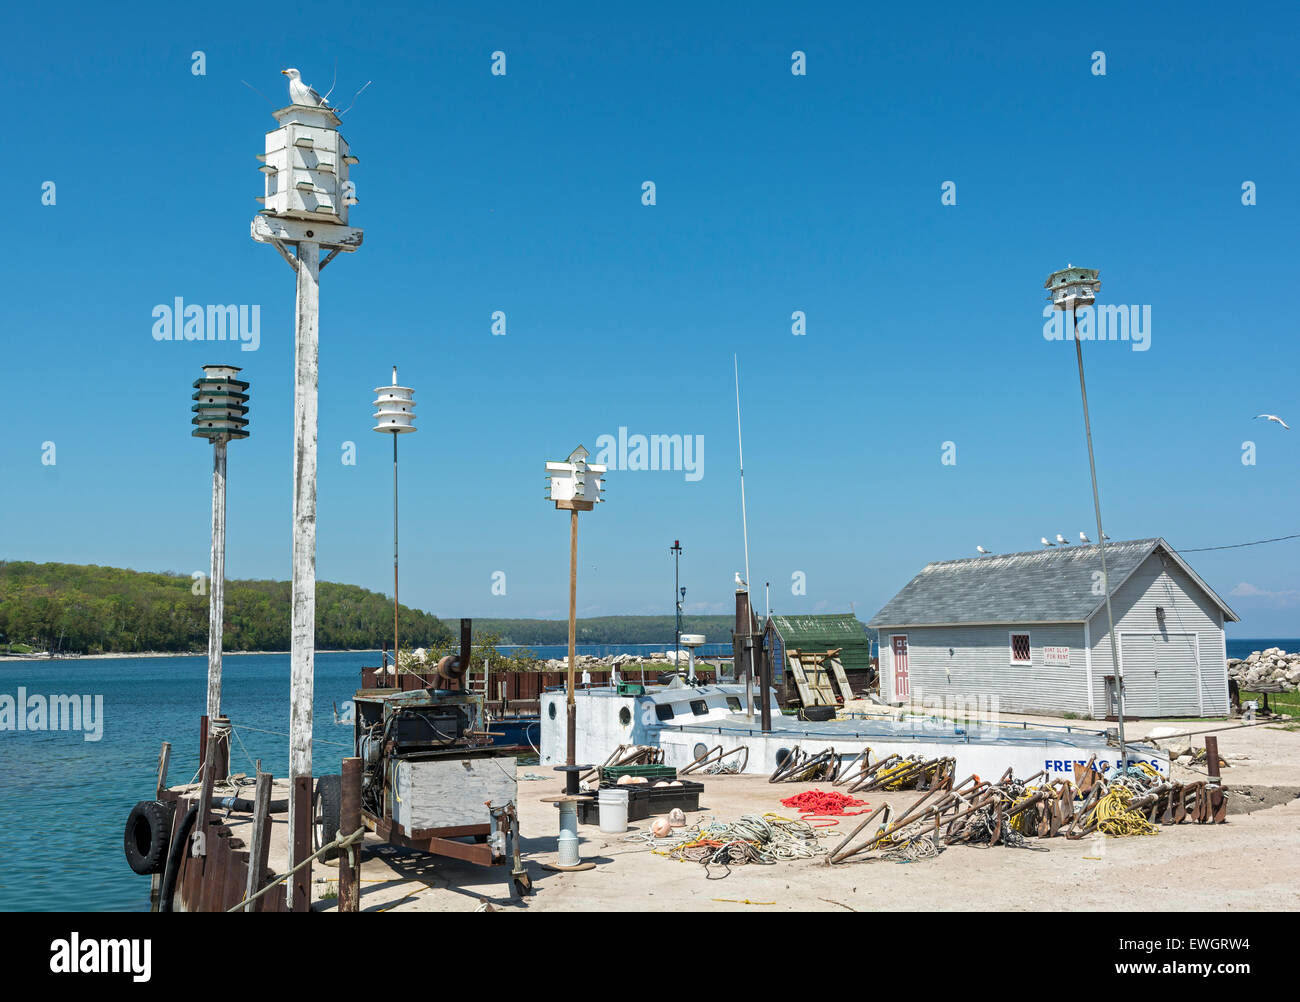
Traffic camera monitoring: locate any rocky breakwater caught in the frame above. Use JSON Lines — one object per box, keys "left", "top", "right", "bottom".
{"left": 1228, "top": 648, "right": 1300, "bottom": 693}
{"left": 537, "top": 651, "right": 697, "bottom": 671}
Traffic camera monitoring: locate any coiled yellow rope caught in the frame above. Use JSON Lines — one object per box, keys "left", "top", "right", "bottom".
{"left": 1088, "top": 784, "right": 1159, "bottom": 837}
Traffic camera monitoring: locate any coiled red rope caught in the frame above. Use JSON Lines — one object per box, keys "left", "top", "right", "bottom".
{"left": 780, "top": 789, "right": 871, "bottom": 820}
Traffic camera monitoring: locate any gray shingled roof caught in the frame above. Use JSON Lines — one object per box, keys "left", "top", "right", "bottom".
{"left": 868, "top": 538, "right": 1237, "bottom": 627}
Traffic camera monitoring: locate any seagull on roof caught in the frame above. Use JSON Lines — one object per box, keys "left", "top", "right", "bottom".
{"left": 1254, "top": 413, "right": 1291, "bottom": 430}
{"left": 281, "top": 68, "right": 330, "bottom": 107}
{"left": 1056, "top": 533, "right": 1070, "bottom": 546}
{"left": 1079, "top": 531, "right": 1091, "bottom": 543}
{"left": 1042, "top": 537, "right": 1055, "bottom": 547}
{"left": 976, "top": 546, "right": 991, "bottom": 554}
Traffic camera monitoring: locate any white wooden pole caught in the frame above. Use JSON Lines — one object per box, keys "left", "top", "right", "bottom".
{"left": 288, "top": 238, "right": 320, "bottom": 902}
{"left": 206, "top": 438, "right": 227, "bottom": 724}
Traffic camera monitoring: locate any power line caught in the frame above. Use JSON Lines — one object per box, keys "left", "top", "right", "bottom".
{"left": 1177, "top": 532, "right": 1300, "bottom": 553}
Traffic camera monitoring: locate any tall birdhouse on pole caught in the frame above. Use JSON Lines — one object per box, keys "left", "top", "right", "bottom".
{"left": 1043, "top": 262, "right": 1129, "bottom": 776}
{"left": 373, "top": 367, "right": 417, "bottom": 671}
{"left": 250, "top": 72, "right": 364, "bottom": 908}
{"left": 545, "top": 445, "right": 606, "bottom": 781}
{"left": 192, "top": 364, "right": 249, "bottom": 782}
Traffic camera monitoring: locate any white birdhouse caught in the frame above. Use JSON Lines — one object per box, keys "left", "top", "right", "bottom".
{"left": 373, "top": 367, "right": 416, "bottom": 434}
{"left": 258, "top": 105, "right": 358, "bottom": 225}
{"left": 1044, "top": 264, "right": 1101, "bottom": 311}
{"left": 545, "top": 445, "right": 606, "bottom": 506}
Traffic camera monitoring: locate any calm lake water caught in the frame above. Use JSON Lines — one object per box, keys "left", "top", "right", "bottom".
{"left": 0, "top": 642, "right": 718, "bottom": 912}
{"left": 1, "top": 638, "right": 1293, "bottom": 911}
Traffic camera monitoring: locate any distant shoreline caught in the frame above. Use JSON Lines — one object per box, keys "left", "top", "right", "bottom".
{"left": 0, "top": 649, "right": 381, "bottom": 663}
{"left": 2, "top": 638, "right": 1293, "bottom": 665}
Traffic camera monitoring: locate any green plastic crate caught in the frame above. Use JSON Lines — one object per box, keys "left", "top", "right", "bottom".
{"left": 602, "top": 764, "right": 676, "bottom": 785}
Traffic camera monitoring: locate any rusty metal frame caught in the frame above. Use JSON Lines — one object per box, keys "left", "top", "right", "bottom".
{"left": 367, "top": 812, "right": 501, "bottom": 867}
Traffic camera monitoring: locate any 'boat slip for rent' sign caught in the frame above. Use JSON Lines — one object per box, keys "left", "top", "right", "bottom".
{"left": 1043, "top": 646, "right": 1070, "bottom": 666}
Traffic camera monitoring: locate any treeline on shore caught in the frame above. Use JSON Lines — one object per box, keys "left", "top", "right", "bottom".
{"left": 0, "top": 561, "right": 451, "bottom": 654}
{"left": 0, "top": 560, "right": 873, "bottom": 656}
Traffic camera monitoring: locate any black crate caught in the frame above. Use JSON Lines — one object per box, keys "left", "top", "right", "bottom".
{"left": 577, "top": 780, "right": 704, "bottom": 825}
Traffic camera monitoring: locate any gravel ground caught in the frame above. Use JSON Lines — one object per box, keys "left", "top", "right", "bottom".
{"left": 203, "top": 708, "right": 1298, "bottom": 913}
{"left": 299, "top": 715, "right": 1299, "bottom": 912}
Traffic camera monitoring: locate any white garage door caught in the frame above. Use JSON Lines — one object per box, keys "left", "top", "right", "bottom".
{"left": 1120, "top": 632, "right": 1200, "bottom": 717}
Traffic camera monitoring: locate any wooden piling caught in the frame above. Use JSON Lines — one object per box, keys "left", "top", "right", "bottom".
{"left": 244, "top": 771, "right": 273, "bottom": 912}
{"left": 291, "top": 774, "right": 313, "bottom": 912}
{"left": 198, "top": 733, "right": 219, "bottom": 847}
{"left": 155, "top": 740, "right": 171, "bottom": 799}
{"left": 339, "top": 757, "right": 362, "bottom": 913}
{"left": 1205, "top": 736, "right": 1225, "bottom": 821}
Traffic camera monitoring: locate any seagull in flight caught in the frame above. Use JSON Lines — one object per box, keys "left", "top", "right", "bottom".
{"left": 282, "top": 68, "right": 330, "bottom": 107}
{"left": 1056, "top": 533, "right": 1070, "bottom": 546}
{"left": 976, "top": 546, "right": 991, "bottom": 554}
{"left": 1042, "top": 537, "right": 1055, "bottom": 547}
{"left": 1254, "top": 413, "right": 1291, "bottom": 430}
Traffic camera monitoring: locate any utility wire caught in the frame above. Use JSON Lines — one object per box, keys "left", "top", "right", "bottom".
{"left": 1177, "top": 532, "right": 1300, "bottom": 553}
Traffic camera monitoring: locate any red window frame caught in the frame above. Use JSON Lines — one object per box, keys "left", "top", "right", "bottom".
{"left": 1010, "top": 633, "right": 1031, "bottom": 664}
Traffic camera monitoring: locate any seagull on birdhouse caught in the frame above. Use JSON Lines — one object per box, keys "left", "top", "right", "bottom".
{"left": 1079, "top": 531, "right": 1091, "bottom": 543}
{"left": 1056, "top": 533, "right": 1070, "bottom": 546}
{"left": 1042, "top": 537, "right": 1055, "bottom": 547}
{"left": 282, "top": 68, "right": 330, "bottom": 107}
{"left": 976, "top": 546, "right": 991, "bottom": 554}
{"left": 1254, "top": 413, "right": 1291, "bottom": 430}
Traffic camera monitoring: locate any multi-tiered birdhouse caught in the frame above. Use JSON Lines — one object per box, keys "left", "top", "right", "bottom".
{"left": 257, "top": 105, "right": 358, "bottom": 225}
{"left": 1044, "top": 264, "right": 1101, "bottom": 311}
{"left": 545, "top": 445, "right": 606, "bottom": 510}
{"left": 192, "top": 365, "right": 250, "bottom": 441}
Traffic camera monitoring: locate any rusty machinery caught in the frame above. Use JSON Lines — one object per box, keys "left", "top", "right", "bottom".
{"left": 314, "top": 618, "right": 532, "bottom": 901}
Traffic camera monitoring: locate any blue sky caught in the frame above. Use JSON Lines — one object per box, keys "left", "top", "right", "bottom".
{"left": 2, "top": 1, "right": 1297, "bottom": 635}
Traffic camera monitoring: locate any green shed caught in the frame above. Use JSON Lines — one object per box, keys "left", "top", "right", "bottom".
{"left": 764, "top": 613, "right": 876, "bottom": 706}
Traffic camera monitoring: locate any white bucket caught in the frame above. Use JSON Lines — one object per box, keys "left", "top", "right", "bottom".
{"left": 598, "top": 788, "right": 629, "bottom": 834}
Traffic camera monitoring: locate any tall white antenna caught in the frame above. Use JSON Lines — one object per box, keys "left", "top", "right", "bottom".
{"left": 734, "top": 354, "right": 751, "bottom": 592}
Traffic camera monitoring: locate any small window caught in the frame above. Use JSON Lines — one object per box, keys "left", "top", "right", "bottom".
{"left": 689, "top": 699, "right": 708, "bottom": 716}
{"left": 725, "top": 696, "right": 742, "bottom": 711}
{"left": 1011, "top": 633, "right": 1031, "bottom": 664}
{"left": 655, "top": 704, "right": 675, "bottom": 721}
{"left": 618, "top": 707, "right": 632, "bottom": 726}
